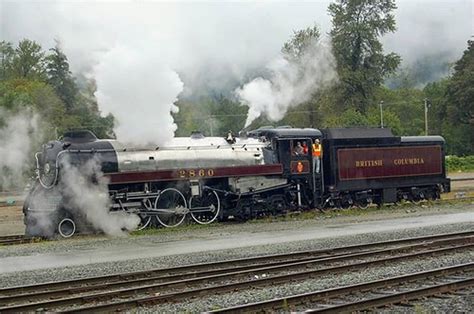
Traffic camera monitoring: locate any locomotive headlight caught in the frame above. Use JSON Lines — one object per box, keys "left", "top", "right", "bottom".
{"left": 44, "top": 162, "right": 51, "bottom": 174}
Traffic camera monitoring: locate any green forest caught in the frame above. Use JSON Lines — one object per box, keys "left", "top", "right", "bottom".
{"left": 1, "top": 0, "right": 473, "bottom": 156}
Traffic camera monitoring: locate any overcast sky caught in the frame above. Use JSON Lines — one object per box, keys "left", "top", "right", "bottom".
{"left": 1, "top": 0, "right": 472, "bottom": 144}
{"left": 2, "top": 0, "right": 472, "bottom": 77}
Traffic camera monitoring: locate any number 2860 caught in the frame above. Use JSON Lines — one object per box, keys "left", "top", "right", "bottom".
{"left": 178, "top": 169, "right": 215, "bottom": 178}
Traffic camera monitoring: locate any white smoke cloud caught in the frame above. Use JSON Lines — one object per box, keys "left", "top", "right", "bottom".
{"left": 59, "top": 157, "right": 140, "bottom": 236}
{"left": 236, "top": 39, "right": 337, "bottom": 127}
{"left": 383, "top": 0, "right": 473, "bottom": 66}
{"left": 1, "top": 1, "right": 332, "bottom": 145}
{"left": 93, "top": 45, "right": 183, "bottom": 145}
{"left": 2, "top": 0, "right": 472, "bottom": 139}
{"left": 24, "top": 185, "right": 60, "bottom": 238}
{"left": 0, "top": 109, "right": 42, "bottom": 189}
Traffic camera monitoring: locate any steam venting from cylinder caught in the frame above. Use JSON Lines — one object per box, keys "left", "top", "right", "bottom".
{"left": 58, "top": 156, "right": 140, "bottom": 236}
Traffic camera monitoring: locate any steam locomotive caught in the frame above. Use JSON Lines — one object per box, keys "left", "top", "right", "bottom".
{"left": 23, "top": 127, "right": 450, "bottom": 238}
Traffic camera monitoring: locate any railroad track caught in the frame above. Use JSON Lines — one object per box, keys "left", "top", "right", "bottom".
{"left": 451, "top": 177, "right": 474, "bottom": 182}
{"left": 0, "top": 235, "right": 29, "bottom": 246}
{"left": 0, "top": 196, "right": 471, "bottom": 247}
{"left": 212, "top": 263, "right": 474, "bottom": 313}
{"left": 0, "top": 231, "right": 472, "bottom": 312}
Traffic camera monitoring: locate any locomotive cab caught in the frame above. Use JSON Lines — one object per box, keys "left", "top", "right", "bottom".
{"left": 249, "top": 128, "right": 324, "bottom": 208}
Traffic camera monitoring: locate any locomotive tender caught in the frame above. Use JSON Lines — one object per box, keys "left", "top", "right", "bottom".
{"left": 23, "top": 127, "right": 450, "bottom": 237}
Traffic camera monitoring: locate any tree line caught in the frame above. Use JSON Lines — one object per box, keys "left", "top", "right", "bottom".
{"left": 0, "top": 39, "right": 114, "bottom": 139}
{"left": 1, "top": 0, "right": 472, "bottom": 156}
{"left": 176, "top": 0, "right": 473, "bottom": 155}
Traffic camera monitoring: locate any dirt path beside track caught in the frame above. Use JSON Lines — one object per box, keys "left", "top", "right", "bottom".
{"left": 0, "top": 206, "right": 23, "bottom": 236}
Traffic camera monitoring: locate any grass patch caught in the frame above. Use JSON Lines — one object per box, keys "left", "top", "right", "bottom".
{"left": 247, "top": 197, "right": 473, "bottom": 224}
{"left": 446, "top": 155, "right": 474, "bottom": 172}
{"left": 130, "top": 198, "right": 473, "bottom": 235}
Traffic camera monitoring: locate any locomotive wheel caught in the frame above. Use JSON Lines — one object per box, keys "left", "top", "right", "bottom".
{"left": 58, "top": 218, "right": 76, "bottom": 238}
{"left": 137, "top": 214, "right": 152, "bottom": 230}
{"left": 154, "top": 188, "right": 187, "bottom": 227}
{"left": 189, "top": 190, "right": 220, "bottom": 224}
{"left": 136, "top": 199, "right": 153, "bottom": 230}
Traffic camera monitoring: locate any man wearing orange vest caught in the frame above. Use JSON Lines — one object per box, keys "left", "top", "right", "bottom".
{"left": 312, "top": 139, "right": 322, "bottom": 173}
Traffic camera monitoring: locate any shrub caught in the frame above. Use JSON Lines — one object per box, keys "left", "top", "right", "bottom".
{"left": 446, "top": 155, "right": 474, "bottom": 172}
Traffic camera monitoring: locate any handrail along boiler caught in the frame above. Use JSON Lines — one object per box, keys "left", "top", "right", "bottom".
{"left": 24, "top": 128, "right": 451, "bottom": 237}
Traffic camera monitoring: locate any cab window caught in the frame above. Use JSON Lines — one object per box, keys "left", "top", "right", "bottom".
{"left": 291, "top": 140, "right": 309, "bottom": 156}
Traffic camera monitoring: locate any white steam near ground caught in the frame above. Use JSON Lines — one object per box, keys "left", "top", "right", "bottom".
{"left": 26, "top": 157, "right": 140, "bottom": 237}
{"left": 236, "top": 39, "right": 337, "bottom": 127}
{"left": 59, "top": 157, "right": 140, "bottom": 236}
{"left": 0, "top": 109, "right": 42, "bottom": 190}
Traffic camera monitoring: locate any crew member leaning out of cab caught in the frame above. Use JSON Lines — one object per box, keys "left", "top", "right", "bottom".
{"left": 312, "top": 139, "right": 322, "bottom": 173}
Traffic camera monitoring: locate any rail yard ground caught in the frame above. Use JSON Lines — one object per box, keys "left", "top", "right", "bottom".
{"left": 0, "top": 172, "right": 472, "bottom": 237}
{"left": 0, "top": 173, "right": 472, "bottom": 312}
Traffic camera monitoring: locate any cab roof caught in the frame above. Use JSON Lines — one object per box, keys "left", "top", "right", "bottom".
{"left": 247, "top": 128, "right": 322, "bottom": 139}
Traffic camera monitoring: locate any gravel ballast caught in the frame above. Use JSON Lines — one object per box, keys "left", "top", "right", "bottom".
{"left": 0, "top": 201, "right": 472, "bottom": 312}
{"left": 1, "top": 200, "right": 473, "bottom": 260}
{"left": 148, "top": 252, "right": 474, "bottom": 312}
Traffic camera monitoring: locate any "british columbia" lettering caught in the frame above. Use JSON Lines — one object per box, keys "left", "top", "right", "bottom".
{"left": 355, "top": 160, "right": 383, "bottom": 167}
{"left": 393, "top": 158, "right": 425, "bottom": 165}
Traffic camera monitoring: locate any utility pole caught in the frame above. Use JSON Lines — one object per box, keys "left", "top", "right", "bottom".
{"left": 379, "top": 101, "right": 384, "bottom": 128}
{"left": 209, "top": 116, "right": 214, "bottom": 137}
{"left": 424, "top": 98, "right": 429, "bottom": 136}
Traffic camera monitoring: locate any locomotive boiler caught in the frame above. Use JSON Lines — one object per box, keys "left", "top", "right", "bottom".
{"left": 23, "top": 127, "right": 451, "bottom": 238}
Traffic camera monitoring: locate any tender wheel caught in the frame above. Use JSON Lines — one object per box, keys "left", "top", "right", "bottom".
{"left": 58, "top": 218, "right": 76, "bottom": 238}
{"left": 357, "top": 198, "right": 369, "bottom": 209}
{"left": 340, "top": 196, "right": 353, "bottom": 209}
{"left": 154, "top": 188, "right": 187, "bottom": 227}
{"left": 411, "top": 193, "right": 424, "bottom": 204}
{"left": 340, "top": 201, "right": 352, "bottom": 209}
{"left": 430, "top": 190, "right": 440, "bottom": 201}
{"left": 189, "top": 190, "right": 220, "bottom": 224}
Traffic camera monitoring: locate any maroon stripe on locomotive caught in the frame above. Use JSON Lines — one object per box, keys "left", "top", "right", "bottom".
{"left": 106, "top": 164, "right": 284, "bottom": 184}
{"left": 337, "top": 145, "right": 442, "bottom": 181}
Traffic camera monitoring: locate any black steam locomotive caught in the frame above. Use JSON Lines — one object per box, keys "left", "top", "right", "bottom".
{"left": 23, "top": 127, "right": 450, "bottom": 237}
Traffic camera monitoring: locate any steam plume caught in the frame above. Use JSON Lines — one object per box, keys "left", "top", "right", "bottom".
{"left": 59, "top": 157, "right": 140, "bottom": 236}
{"left": 236, "top": 39, "right": 337, "bottom": 127}
{"left": 93, "top": 45, "right": 183, "bottom": 145}
{"left": 0, "top": 109, "right": 41, "bottom": 190}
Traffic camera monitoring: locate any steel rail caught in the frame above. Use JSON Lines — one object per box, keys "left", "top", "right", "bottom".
{"left": 308, "top": 276, "right": 474, "bottom": 313}
{"left": 450, "top": 177, "right": 474, "bottom": 182}
{"left": 0, "top": 235, "right": 27, "bottom": 245}
{"left": 64, "top": 242, "right": 474, "bottom": 313}
{"left": 210, "top": 263, "right": 474, "bottom": 313}
{"left": 1, "top": 238, "right": 472, "bottom": 312}
{"left": 1, "top": 230, "right": 472, "bottom": 296}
